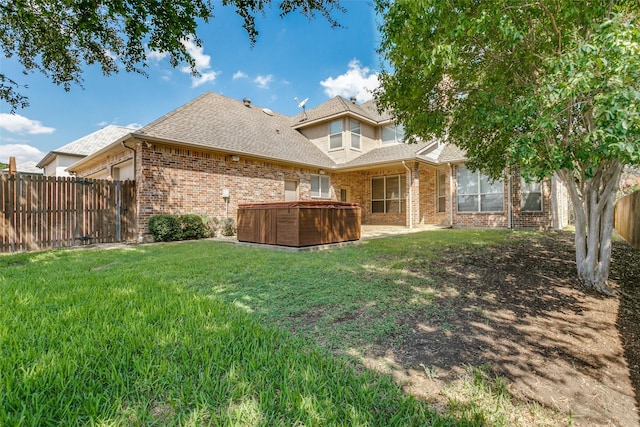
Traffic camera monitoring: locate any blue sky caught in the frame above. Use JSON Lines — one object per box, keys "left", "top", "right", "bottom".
{"left": 0, "top": 0, "right": 382, "bottom": 165}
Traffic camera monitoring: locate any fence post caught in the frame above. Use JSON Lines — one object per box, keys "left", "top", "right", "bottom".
{"left": 116, "top": 181, "right": 121, "bottom": 241}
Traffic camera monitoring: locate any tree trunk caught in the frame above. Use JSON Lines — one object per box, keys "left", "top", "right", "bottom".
{"left": 557, "top": 162, "right": 623, "bottom": 295}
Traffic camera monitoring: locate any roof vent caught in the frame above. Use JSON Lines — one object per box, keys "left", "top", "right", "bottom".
{"left": 262, "top": 108, "right": 273, "bottom": 116}
{"left": 350, "top": 96, "right": 357, "bottom": 104}
{"left": 243, "top": 98, "right": 251, "bottom": 107}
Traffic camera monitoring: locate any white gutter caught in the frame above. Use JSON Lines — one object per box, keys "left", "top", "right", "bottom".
{"left": 402, "top": 161, "right": 413, "bottom": 229}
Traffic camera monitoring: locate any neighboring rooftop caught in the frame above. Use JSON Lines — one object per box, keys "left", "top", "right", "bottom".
{"left": 1, "top": 161, "right": 43, "bottom": 175}
{"left": 37, "top": 125, "right": 134, "bottom": 168}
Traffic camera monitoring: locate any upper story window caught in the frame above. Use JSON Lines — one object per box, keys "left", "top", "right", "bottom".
{"left": 329, "top": 120, "right": 343, "bottom": 150}
{"left": 311, "top": 174, "right": 331, "bottom": 198}
{"left": 350, "top": 119, "right": 361, "bottom": 150}
{"left": 456, "top": 165, "right": 504, "bottom": 212}
{"left": 521, "top": 178, "right": 542, "bottom": 211}
{"left": 381, "top": 124, "right": 405, "bottom": 144}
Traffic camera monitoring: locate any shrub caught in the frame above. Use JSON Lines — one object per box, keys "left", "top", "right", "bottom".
{"left": 220, "top": 217, "right": 236, "bottom": 236}
{"left": 148, "top": 214, "right": 182, "bottom": 242}
{"left": 201, "top": 215, "right": 219, "bottom": 238}
{"left": 180, "top": 214, "right": 207, "bottom": 240}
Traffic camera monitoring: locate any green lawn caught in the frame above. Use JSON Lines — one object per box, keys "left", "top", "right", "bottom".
{"left": 0, "top": 230, "right": 524, "bottom": 426}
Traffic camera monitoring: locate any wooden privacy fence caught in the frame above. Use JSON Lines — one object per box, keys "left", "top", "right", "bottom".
{"left": 614, "top": 191, "right": 640, "bottom": 249}
{"left": 1, "top": 175, "right": 136, "bottom": 253}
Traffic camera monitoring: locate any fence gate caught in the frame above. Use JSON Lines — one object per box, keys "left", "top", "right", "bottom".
{"left": 1, "top": 175, "right": 136, "bottom": 253}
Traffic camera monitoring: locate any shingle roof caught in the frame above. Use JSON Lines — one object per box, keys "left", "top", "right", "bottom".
{"left": 135, "top": 92, "right": 336, "bottom": 169}
{"left": 342, "top": 140, "right": 449, "bottom": 169}
{"left": 291, "top": 96, "right": 387, "bottom": 127}
{"left": 1, "top": 161, "right": 42, "bottom": 174}
{"left": 37, "top": 125, "right": 133, "bottom": 168}
{"left": 438, "top": 144, "right": 467, "bottom": 163}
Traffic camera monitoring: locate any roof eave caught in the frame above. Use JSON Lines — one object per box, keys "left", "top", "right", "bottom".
{"left": 131, "top": 134, "right": 337, "bottom": 170}
{"left": 66, "top": 133, "right": 135, "bottom": 173}
{"left": 292, "top": 111, "right": 380, "bottom": 130}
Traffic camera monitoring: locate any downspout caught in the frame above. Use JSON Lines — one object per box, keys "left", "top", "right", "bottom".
{"left": 448, "top": 163, "right": 454, "bottom": 227}
{"left": 121, "top": 140, "right": 136, "bottom": 180}
{"left": 402, "top": 161, "right": 413, "bottom": 229}
{"left": 121, "top": 140, "right": 137, "bottom": 241}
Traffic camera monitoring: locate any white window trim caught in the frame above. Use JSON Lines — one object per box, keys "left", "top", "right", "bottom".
{"left": 329, "top": 119, "right": 343, "bottom": 151}
{"left": 350, "top": 119, "right": 361, "bottom": 151}
{"left": 456, "top": 166, "right": 504, "bottom": 213}
{"left": 311, "top": 174, "right": 331, "bottom": 199}
{"left": 521, "top": 178, "right": 543, "bottom": 212}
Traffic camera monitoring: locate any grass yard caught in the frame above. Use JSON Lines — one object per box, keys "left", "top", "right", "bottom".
{"left": 1, "top": 229, "right": 639, "bottom": 426}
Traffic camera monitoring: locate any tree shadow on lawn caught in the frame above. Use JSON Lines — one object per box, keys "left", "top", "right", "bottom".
{"left": 356, "top": 232, "right": 639, "bottom": 427}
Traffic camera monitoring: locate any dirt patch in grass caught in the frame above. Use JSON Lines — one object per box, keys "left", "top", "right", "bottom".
{"left": 321, "top": 232, "right": 639, "bottom": 426}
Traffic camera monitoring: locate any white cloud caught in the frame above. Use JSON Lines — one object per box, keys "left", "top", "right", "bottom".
{"left": 124, "top": 123, "right": 143, "bottom": 129}
{"left": 148, "top": 50, "right": 169, "bottom": 62}
{"left": 0, "top": 144, "right": 46, "bottom": 164}
{"left": 254, "top": 74, "right": 274, "bottom": 89}
{"left": 320, "top": 59, "right": 379, "bottom": 102}
{"left": 180, "top": 38, "right": 218, "bottom": 88}
{"left": 0, "top": 113, "right": 55, "bottom": 135}
{"left": 233, "top": 70, "right": 248, "bottom": 80}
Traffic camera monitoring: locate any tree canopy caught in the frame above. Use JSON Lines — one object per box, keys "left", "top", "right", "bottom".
{"left": 0, "top": 0, "right": 344, "bottom": 111}
{"left": 376, "top": 0, "right": 640, "bottom": 293}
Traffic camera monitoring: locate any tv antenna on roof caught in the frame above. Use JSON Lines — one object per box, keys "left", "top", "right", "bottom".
{"left": 294, "top": 97, "right": 309, "bottom": 120}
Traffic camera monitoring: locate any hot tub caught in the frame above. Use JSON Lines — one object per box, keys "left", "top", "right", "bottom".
{"left": 237, "top": 201, "right": 361, "bottom": 247}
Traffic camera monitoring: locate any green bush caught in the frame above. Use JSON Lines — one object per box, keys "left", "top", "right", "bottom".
{"left": 180, "top": 214, "right": 207, "bottom": 240}
{"left": 220, "top": 217, "right": 236, "bottom": 236}
{"left": 148, "top": 214, "right": 182, "bottom": 242}
{"left": 201, "top": 215, "right": 219, "bottom": 238}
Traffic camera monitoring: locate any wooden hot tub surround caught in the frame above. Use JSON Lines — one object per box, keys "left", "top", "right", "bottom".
{"left": 237, "top": 201, "right": 361, "bottom": 247}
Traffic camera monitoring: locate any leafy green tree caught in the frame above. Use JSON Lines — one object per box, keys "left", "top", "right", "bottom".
{"left": 0, "top": 0, "right": 343, "bottom": 111}
{"left": 376, "top": 1, "right": 640, "bottom": 294}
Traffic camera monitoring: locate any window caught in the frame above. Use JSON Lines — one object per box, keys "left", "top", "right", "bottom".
{"left": 350, "top": 119, "right": 361, "bottom": 150}
{"left": 381, "top": 124, "right": 405, "bottom": 144}
{"left": 437, "top": 169, "right": 447, "bottom": 213}
{"left": 311, "top": 174, "right": 331, "bottom": 198}
{"left": 329, "top": 120, "right": 343, "bottom": 150}
{"left": 456, "top": 165, "right": 504, "bottom": 212}
{"left": 521, "top": 178, "right": 542, "bottom": 211}
{"left": 372, "top": 175, "right": 406, "bottom": 214}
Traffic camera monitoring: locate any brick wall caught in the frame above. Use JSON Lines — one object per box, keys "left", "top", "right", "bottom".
{"left": 450, "top": 164, "right": 557, "bottom": 229}
{"left": 510, "top": 171, "right": 555, "bottom": 230}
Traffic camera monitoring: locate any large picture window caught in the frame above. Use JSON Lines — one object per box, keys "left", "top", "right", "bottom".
{"left": 521, "top": 178, "right": 542, "bottom": 211}
{"left": 329, "top": 120, "right": 343, "bottom": 150}
{"left": 372, "top": 175, "right": 406, "bottom": 214}
{"left": 350, "top": 119, "right": 361, "bottom": 150}
{"left": 311, "top": 174, "right": 331, "bottom": 198}
{"left": 456, "top": 166, "right": 504, "bottom": 212}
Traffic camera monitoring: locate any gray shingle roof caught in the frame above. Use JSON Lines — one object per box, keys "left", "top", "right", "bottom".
{"left": 292, "top": 96, "right": 387, "bottom": 127}
{"left": 342, "top": 141, "right": 436, "bottom": 168}
{"left": 37, "top": 125, "right": 134, "bottom": 168}
{"left": 135, "top": 92, "right": 336, "bottom": 169}
{"left": 438, "top": 144, "right": 467, "bottom": 163}
{"left": 1, "top": 161, "right": 43, "bottom": 174}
